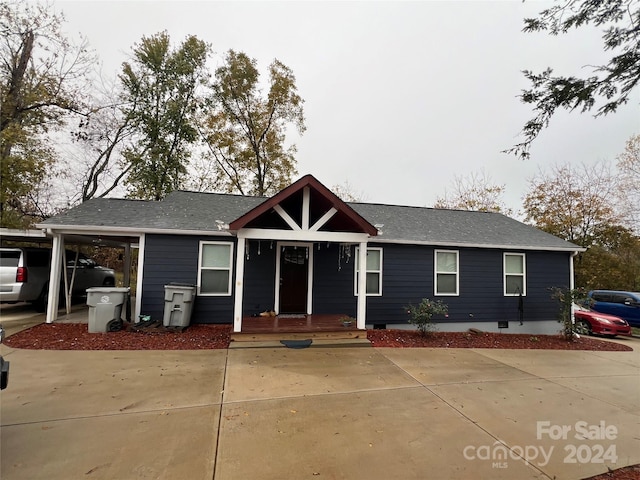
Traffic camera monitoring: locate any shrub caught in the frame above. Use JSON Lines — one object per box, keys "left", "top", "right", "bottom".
{"left": 550, "top": 287, "right": 587, "bottom": 341}
{"left": 407, "top": 298, "right": 448, "bottom": 336}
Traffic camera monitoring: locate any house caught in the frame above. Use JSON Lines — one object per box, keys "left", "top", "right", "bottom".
{"left": 38, "top": 175, "right": 583, "bottom": 334}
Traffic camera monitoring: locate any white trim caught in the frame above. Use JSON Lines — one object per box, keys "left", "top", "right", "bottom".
{"left": 274, "top": 205, "right": 301, "bottom": 231}
{"left": 45, "top": 233, "right": 64, "bottom": 323}
{"left": 233, "top": 238, "right": 246, "bottom": 333}
{"left": 274, "top": 242, "right": 314, "bottom": 314}
{"left": 310, "top": 207, "right": 337, "bottom": 231}
{"left": 504, "top": 252, "right": 526, "bottom": 296}
{"left": 364, "top": 237, "right": 585, "bottom": 252}
{"left": 357, "top": 242, "right": 368, "bottom": 329}
{"left": 135, "top": 234, "right": 146, "bottom": 320}
{"left": 302, "top": 186, "right": 310, "bottom": 230}
{"left": 197, "top": 241, "right": 234, "bottom": 296}
{"left": 38, "top": 225, "right": 585, "bottom": 253}
{"left": 238, "top": 228, "right": 369, "bottom": 243}
{"left": 434, "top": 249, "right": 459, "bottom": 296}
{"left": 354, "top": 246, "right": 383, "bottom": 296}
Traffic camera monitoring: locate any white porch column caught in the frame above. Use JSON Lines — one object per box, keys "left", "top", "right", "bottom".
{"left": 356, "top": 241, "right": 368, "bottom": 329}
{"left": 233, "top": 237, "right": 246, "bottom": 332}
{"left": 46, "top": 233, "right": 64, "bottom": 323}
{"left": 134, "top": 234, "right": 146, "bottom": 320}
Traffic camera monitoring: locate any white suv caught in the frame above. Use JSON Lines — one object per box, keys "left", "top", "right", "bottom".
{"left": 0, "top": 247, "right": 116, "bottom": 311}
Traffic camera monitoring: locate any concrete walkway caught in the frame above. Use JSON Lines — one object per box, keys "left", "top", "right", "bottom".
{"left": 1, "top": 311, "right": 639, "bottom": 479}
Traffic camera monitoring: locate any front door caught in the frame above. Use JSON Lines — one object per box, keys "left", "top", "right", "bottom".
{"left": 279, "top": 246, "right": 308, "bottom": 313}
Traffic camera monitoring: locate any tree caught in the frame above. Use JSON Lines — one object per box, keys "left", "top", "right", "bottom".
{"left": 523, "top": 162, "right": 620, "bottom": 246}
{"left": 434, "top": 169, "right": 513, "bottom": 215}
{"left": 331, "top": 180, "right": 368, "bottom": 202}
{"left": 70, "top": 83, "right": 138, "bottom": 203}
{"left": 522, "top": 161, "right": 639, "bottom": 289}
{"left": 200, "top": 50, "right": 305, "bottom": 196}
{"left": 507, "top": 0, "right": 640, "bottom": 159}
{"left": 120, "top": 32, "right": 209, "bottom": 200}
{"left": 0, "top": 0, "right": 95, "bottom": 227}
{"left": 616, "top": 133, "right": 640, "bottom": 232}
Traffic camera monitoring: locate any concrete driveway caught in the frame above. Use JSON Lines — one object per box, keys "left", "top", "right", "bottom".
{"left": 1, "top": 313, "right": 639, "bottom": 479}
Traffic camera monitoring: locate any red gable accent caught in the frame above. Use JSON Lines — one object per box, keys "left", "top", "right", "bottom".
{"left": 228, "top": 175, "right": 378, "bottom": 236}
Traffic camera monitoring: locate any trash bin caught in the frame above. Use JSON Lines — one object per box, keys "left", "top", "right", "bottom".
{"left": 163, "top": 283, "right": 196, "bottom": 327}
{"left": 86, "top": 287, "right": 130, "bottom": 333}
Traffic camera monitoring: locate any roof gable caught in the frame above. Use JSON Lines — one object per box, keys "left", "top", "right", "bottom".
{"left": 228, "top": 175, "right": 378, "bottom": 236}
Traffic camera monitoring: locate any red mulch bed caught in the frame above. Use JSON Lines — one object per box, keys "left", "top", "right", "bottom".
{"left": 367, "top": 329, "right": 634, "bottom": 351}
{"left": 583, "top": 465, "right": 640, "bottom": 480}
{"left": 4, "top": 323, "right": 634, "bottom": 352}
{"left": 4, "top": 323, "right": 232, "bottom": 350}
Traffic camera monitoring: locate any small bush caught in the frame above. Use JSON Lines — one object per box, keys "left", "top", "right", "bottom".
{"left": 407, "top": 298, "right": 448, "bottom": 336}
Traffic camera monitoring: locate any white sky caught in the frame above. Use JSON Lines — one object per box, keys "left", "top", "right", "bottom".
{"left": 56, "top": 0, "right": 639, "bottom": 215}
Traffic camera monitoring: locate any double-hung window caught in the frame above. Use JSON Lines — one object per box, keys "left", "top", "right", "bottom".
{"left": 504, "top": 253, "right": 526, "bottom": 296}
{"left": 435, "top": 250, "right": 459, "bottom": 296}
{"left": 354, "top": 247, "right": 382, "bottom": 296}
{"left": 198, "top": 241, "right": 233, "bottom": 295}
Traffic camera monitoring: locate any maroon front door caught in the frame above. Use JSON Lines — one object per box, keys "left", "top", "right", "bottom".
{"left": 279, "top": 246, "right": 308, "bottom": 313}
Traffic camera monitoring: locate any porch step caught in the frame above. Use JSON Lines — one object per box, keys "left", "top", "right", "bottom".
{"left": 229, "top": 337, "right": 372, "bottom": 349}
{"left": 230, "top": 330, "right": 370, "bottom": 347}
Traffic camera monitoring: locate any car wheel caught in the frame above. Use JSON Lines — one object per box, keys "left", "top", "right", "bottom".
{"left": 576, "top": 320, "right": 592, "bottom": 336}
{"left": 103, "top": 277, "right": 115, "bottom": 287}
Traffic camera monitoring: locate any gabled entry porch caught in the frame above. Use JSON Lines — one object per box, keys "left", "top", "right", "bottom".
{"left": 228, "top": 175, "right": 379, "bottom": 333}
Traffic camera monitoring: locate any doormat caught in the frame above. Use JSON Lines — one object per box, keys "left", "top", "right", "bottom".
{"left": 280, "top": 339, "right": 313, "bottom": 349}
{"left": 278, "top": 314, "right": 306, "bottom": 319}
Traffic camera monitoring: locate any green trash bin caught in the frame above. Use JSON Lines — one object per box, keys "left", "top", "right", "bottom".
{"left": 86, "top": 287, "right": 130, "bottom": 333}
{"left": 163, "top": 283, "right": 196, "bottom": 327}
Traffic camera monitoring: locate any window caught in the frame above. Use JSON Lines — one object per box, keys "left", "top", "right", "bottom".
{"left": 198, "top": 242, "right": 233, "bottom": 295}
{"left": 355, "top": 247, "right": 382, "bottom": 296}
{"left": 435, "top": 250, "right": 459, "bottom": 296}
{"left": 504, "top": 253, "right": 526, "bottom": 296}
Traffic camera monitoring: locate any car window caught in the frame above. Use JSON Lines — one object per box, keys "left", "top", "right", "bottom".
{"left": 612, "top": 294, "right": 628, "bottom": 304}
{"left": 26, "top": 250, "right": 51, "bottom": 267}
{"left": 0, "top": 250, "right": 21, "bottom": 267}
{"left": 591, "top": 292, "right": 610, "bottom": 302}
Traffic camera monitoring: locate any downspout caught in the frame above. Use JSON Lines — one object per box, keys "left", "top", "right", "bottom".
{"left": 570, "top": 250, "right": 579, "bottom": 327}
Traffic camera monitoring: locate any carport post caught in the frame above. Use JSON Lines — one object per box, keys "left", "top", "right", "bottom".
{"left": 45, "top": 233, "right": 64, "bottom": 323}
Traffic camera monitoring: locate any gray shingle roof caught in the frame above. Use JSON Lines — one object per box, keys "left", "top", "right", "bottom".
{"left": 40, "top": 190, "right": 581, "bottom": 251}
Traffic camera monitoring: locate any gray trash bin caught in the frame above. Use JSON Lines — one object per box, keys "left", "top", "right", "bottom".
{"left": 163, "top": 283, "right": 196, "bottom": 327}
{"left": 86, "top": 287, "right": 130, "bottom": 333}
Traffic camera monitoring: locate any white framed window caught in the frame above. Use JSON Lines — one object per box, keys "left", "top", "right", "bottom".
{"left": 504, "top": 253, "right": 526, "bottom": 296}
{"left": 435, "top": 250, "right": 459, "bottom": 296}
{"left": 354, "top": 247, "right": 383, "bottom": 296}
{"left": 198, "top": 241, "right": 233, "bottom": 295}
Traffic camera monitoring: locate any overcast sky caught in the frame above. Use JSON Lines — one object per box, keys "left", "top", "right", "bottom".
{"left": 56, "top": 0, "right": 638, "bottom": 215}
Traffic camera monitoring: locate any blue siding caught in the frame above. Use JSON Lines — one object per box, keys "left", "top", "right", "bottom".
{"left": 312, "top": 244, "right": 357, "bottom": 316}
{"left": 142, "top": 234, "right": 236, "bottom": 324}
{"left": 243, "top": 240, "right": 277, "bottom": 315}
{"left": 142, "top": 234, "right": 572, "bottom": 327}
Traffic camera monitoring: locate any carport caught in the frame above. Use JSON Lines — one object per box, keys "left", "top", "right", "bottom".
{"left": 0, "top": 227, "right": 142, "bottom": 323}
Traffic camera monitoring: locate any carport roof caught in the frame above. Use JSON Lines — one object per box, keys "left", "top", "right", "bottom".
{"left": 39, "top": 189, "right": 582, "bottom": 252}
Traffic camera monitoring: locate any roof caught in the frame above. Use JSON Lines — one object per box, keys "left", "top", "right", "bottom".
{"left": 39, "top": 187, "right": 582, "bottom": 252}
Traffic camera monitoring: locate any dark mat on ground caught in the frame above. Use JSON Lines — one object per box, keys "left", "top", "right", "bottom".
{"left": 280, "top": 339, "right": 313, "bottom": 349}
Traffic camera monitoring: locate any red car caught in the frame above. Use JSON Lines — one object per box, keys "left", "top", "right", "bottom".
{"left": 573, "top": 306, "right": 631, "bottom": 337}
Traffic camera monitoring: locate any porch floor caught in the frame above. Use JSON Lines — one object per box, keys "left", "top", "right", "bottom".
{"left": 232, "top": 314, "right": 365, "bottom": 342}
